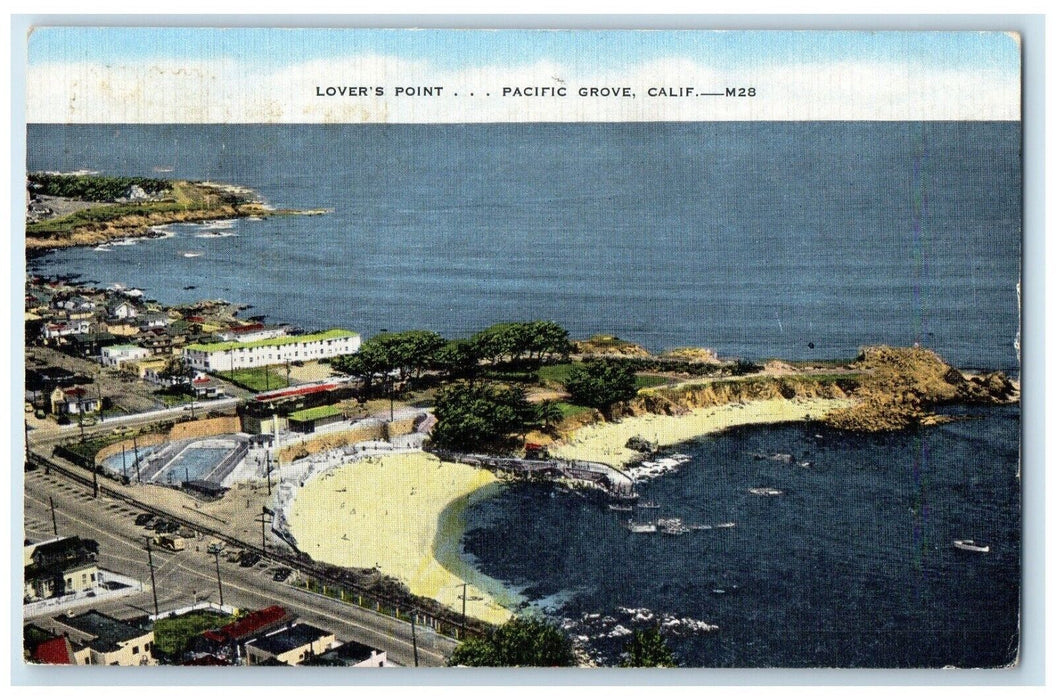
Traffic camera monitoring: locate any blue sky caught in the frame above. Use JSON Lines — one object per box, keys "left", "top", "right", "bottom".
{"left": 28, "top": 27, "right": 1020, "bottom": 75}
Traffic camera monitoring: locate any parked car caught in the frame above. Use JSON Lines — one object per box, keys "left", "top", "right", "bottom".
{"left": 226, "top": 549, "right": 243, "bottom": 563}
{"left": 178, "top": 526, "right": 196, "bottom": 539}
{"left": 135, "top": 513, "right": 155, "bottom": 527}
{"left": 239, "top": 552, "right": 262, "bottom": 568}
{"left": 207, "top": 541, "right": 224, "bottom": 555}
{"left": 147, "top": 519, "right": 167, "bottom": 531}
{"left": 271, "top": 567, "right": 293, "bottom": 582}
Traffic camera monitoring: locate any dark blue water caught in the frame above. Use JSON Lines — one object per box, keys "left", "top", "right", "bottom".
{"left": 27, "top": 123, "right": 1021, "bottom": 370}
{"left": 463, "top": 405, "right": 1020, "bottom": 667}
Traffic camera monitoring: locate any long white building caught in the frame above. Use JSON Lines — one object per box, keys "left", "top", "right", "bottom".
{"left": 182, "top": 329, "right": 360, "bottom": 372}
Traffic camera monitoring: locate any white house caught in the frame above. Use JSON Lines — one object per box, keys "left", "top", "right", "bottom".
{"left": 107, "top": 300, "right": 139, "bottom": 320}
{"left": 182, "top": 329, "right": 360, "bottom": 372}
{"left": 101, "top": 344, "right": 151, "bottom": 367}
{"left": 43, "top": 319, "right": 93, "bottom": 340}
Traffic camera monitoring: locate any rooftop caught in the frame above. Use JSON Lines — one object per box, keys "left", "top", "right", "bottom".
{"left": 55, "top": 610, "right": 150, "bottom": 653}
{"left": 288, "top": 404, "right": 344, "bottom": 423}
{"left": 247, "top": 623, "right": 331, "bottom": 656}
{"left": 202, "top": 605, "right": 289, "bottom": 644}
{"left": 185, "top": 329, "right": 358, "bottom": 354}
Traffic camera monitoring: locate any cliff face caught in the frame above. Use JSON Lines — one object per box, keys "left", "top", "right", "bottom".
{"left": 813, "top": 346, "right": 1017, "bottom": 432}
{"left": 564, "top": 346, "right": 1017, "bottom": 435}
{"left": 609, "top": 376, "right": 851, "bottom": 421}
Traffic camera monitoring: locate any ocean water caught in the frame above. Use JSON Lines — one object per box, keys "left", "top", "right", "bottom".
{"left": 27, "top": 122, "right": 1021, "bottom": 370}
{"left": 463, "top": 405, "right": 1021, "bottom": 668}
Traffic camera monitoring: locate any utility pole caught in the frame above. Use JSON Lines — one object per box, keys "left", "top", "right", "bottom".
{"left": 49, "top": 496, "right": 58, "bottom": 535}
{"left": 285, "top": 359, "right": 291, "bottom": 388}
{"left": 121, "top": 443, "right": 128, "bottom": 482}
{"left": 132, "top": 435, "right": 142, "bottom": 484}
{"left": 265, "top": 452, "right": 272, "bottom": 495}
{"left": 144, "top": 536, "right": 159, "bottom": 617}
{"left": 411, "top": 609, "right": 419, "bottom": 667}
{"left": 213, "top": 550, "right": 224, "bottom": 606}
{"left": 461, "top": 582, "right": 467, "bottom": 638}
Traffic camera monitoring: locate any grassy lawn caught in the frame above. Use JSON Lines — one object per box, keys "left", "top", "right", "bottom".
{"left": 222, "top": 366, "right": 290, "bottom": 392}
{"left": 154, "top": 391, "right": 193, "bottom": 407}
{"left": 537, "top": 363, "right": 576, "bottom": 386}
{"left": 152, "top": 610, "right": 237, "bottom": 657}
{"left": 555, "top": 401, "right": 592, "bottom": 418}
{"left": 634, "top": 374, "right": 671, "bottom": 389}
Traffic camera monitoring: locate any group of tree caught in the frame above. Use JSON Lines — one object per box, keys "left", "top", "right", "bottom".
{"left": 468, "top": 321, "right": 573, "bottom": 367}
{"left": 448, "top": 616, "right": 576, "bottom": 667}
{"left": 28, "top": 173, "right": 171, "bottom": 202}
{"left": 448, "top": 615, "right": 676, "bottom": 667}
{"left": 564, "top": 358, "right": 639, "bottom": 416}
{"left": 430, "top": 381, "right": 535, "bottom": 452}
{"left": 331, "top": 321, "right": 572, "bottom": 394}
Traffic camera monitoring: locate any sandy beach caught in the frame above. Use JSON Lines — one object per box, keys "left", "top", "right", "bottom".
{"left": 550, "top": 397, "right": 854, "bottom": 467}
{"left": 286, "top": 451, "right": 523, "bottom": 625}
{"left": 287, "top": 396, "right": 853, "bottom": 627}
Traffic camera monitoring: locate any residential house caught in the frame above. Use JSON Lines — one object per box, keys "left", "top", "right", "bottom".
{"left": 301, "top": 640, "right": 388, "bottom": 667}
{"left": 42, "top": 319, "right": 93, "bottom": 340}
{"left": 23, "top": 536, "right": 100, "bottom": 602}
{"left": 244, "top": 623, "right": 337, "bottom": 666}
{"left": 50, "top": 387, "right": 102, "bottom": 416}
{"left": 101, "top": 344, "right": 152, "bottom": 368}
{"left": 196, "top": 605, "right": 294, "bottom": 661}
{"left": 106, "top": 300, "right": 139, "bottom": 320}
{"left": 50, "top": 610, "right": 156, "bottom": 666}
{"left": 139, "top": 313, "right": 173, "bottom": 331}
{"left": 24, "top": 624, "right": 91, "bottom": 665}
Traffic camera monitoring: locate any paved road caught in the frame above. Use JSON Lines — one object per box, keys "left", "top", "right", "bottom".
{"left": 26, "top": 398, "right": 241, "bottom": 448}
{"left": 23, "top": 468, "right": 455, "bottom": 667}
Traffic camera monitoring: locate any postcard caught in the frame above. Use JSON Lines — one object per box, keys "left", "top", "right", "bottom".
{"left": 20, "top": 26, "right": 1022, "bottom": 671}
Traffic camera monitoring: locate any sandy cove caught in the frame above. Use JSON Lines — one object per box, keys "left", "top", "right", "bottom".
{"left": 286, "top": 452, "right": 524, "bottom": 625}
{"left": 286, "top": 396, "right": 853, "bottom": 625}
{"left": 550, "top": 397, "right": 854, "bottom": 467}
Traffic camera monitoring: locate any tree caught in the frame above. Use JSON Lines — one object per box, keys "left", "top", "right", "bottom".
{"left": 564, "top": 359, "right": 638, "bottom": 415}
{"left": 431, "top": 381, "right": 533, "bottom": 452}
{"left": 432, "top": 339, "right": 480, "bottom": 380}
{"left": 449, "top": 616, "right": 576, "bottom": 667}
{"left": 535, "top": 400, "right": 564, "bottom": 432}
{"left": 620, "top": 626, "right": 677, "bottom": 667}
{"left": 157, "top": 356, "right": 195, "bottom": 386}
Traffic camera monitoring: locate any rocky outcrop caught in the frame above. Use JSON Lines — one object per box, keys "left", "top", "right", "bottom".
{"left": 821, "top": 346, "right": 1019, "bottom": 432}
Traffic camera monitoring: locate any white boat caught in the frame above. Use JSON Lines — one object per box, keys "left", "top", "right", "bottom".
{"left": 749, "top": 487, "right": 783, "bottom": 496}
{"left": 953, "top": 539, "right": 990, "bottom": 553}
{"left": 608, "top": 504, "right": 633, "bottom": 512}
{"left": 638, "top": 500, "right": 661, "bottom": 509}
{"left": 181, "top": 251, "right": 203, "bottom": 258}
{"left": 624, "top": 520, "right": 657, "bottom": 533}
{"left": 715, "top": 522, "right": 736, "bottom": 529}
{"left": 657, "top": 518, "right": 690, "bottom": 535}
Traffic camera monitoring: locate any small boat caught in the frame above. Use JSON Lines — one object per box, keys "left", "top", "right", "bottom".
{"left": 638, "top": 501, "right": 661, "bottom": 509}
{"left": 749, "top": 487, "right": 783, "bottom": 496}
{"left": 690, "top": 524, "right": 712, "bottom": 530}
{"left": 953, "top": 539, "right": 990, "bottom": 553}
{"left": 657, "top": 518, "right": 690, "bottom": 535}
{"left": 181, "top": 251, "right": 203, "bottom": 258}
{"left": 608, "top": 503, "right": 633, "bottom": 512}
{"left": 714, "top": 522, "right": 736, "bottom": 529}
{"left": 624, "top": 520, "right": 657, "bottom": 533}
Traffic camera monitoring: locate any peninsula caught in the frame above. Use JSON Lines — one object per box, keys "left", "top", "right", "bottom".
{"left": 25, "top": 173, "right": 325, "bottom": 250}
